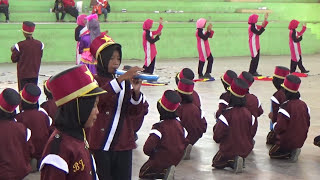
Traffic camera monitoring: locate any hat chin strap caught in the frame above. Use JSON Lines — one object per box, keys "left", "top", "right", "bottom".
{"left": 76, "top": 98, "right": 90, "bottom": 149}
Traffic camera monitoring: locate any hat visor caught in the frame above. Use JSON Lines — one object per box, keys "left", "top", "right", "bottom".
{"left": 81, "top": 87, "right": 107, "bottom": 97}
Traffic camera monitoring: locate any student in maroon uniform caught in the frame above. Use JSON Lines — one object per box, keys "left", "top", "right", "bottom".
{"left": 88, "top": 35, "right": 148, "bottom": 180}
{"left": 0, "top": 88, "right": 32, "bottom": 179}
{"left": 16, "top": 83, "right": 52, "bottom": 169}
{"left": 269, "top": 75, "right": 310, "bottom": 162}
{"left": 215, "top": 70, "right": 237, "bottom": 119}
{"left": 40, "top": 65, "right": 106, "bottom": 179}
{"left": 176, "top": 78, "right": 207, "bottom": 160}
{"left": 213, "top": 78, "right": 256, "bottom": 173}
{"left": 266, "top": 66, "right": 290, "bottom": 145}
{"left": 139, "top": 90, "right": 185, "bottom": 180}
{"left": 238, "top": 71, "right": 263, "bottom": 138}
{"left": 41, "top": 79, "right": 58, "bottom": 120}
{"left": 175, "top": 68, "right": 201, "bottom": 108}
{"left": 11, "top": 21, "right": 44, "bottom": 91}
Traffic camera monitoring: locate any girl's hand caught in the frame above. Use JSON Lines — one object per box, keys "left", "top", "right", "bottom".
{"left": 159, "top": 17, "right": 163, "bottom": 24}
{"left": 264, "top": 13, "right": 269, "bottom": 20}
{"left": 207, "top": 23, "right": 213, "bottom": 31}
{"left": 118, "top": 66, "right": 144, "bottom": 82}
{"left": 131, "top": 78, "right": 142, "bottom": 98}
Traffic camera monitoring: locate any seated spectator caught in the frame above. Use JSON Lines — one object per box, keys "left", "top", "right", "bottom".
{"left": 53, "top": 0, "right": 66, "bottom": 22}
{"left": 92, "top": 0, "right": 110, "bottom": 22}
{"left": 62, "top": 0, "right": 78, "bottom": 20}
{"left": 0, "top": 0, "right": 9, "bottom": 23}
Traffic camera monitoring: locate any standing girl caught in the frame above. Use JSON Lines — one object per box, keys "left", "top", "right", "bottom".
{"left": 142, "top": 17, "right": 163, "bottom": 74}
{"left": 75, "top": 14, "right": 89, "bottom": 65}
{"left": 288, "top": 20, "right": 309, "bottom": 73}
{"left": 248, "top": 13, "right": 269, "bottom": 76}
{"left": 196, "top": 18, "right": 214, "bottom": 79}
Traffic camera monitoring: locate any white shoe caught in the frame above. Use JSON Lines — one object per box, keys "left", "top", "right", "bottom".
{"left": 163, "top": 165, "right": 175, "bottom": 180}
{"left": 183, "top": 144, "right": 192, "bottom": 160}
{"left": 233, "top": 156, "right": 243, "bottom": 174}
{"left": 289, "top": 148, "right": 301, "bottom": 162}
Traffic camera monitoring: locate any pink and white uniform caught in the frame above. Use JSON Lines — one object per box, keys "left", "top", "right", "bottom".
{"left": 289, "top": 20, "right": 306, "bottom": 62}
{"left": 248, "top": 14, "right": 268, "bottom": 57}
{"left": 142, "top": 19, "right": 163, "bottom": 66}
{"left": 195, "top": 18, "right": 214, "bottom": 62}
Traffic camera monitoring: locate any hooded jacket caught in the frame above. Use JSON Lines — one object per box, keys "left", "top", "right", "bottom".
{"left": 288, "top": 20, "right": 307, "bottom": 61}
{"left": 142, "top": 19, "right": 163, "bottom": 66}
{"left": 248, "top": 14, "right": 269, "bottom": 57}
{"left": 195, "top": 18, "right": 214, "bottom": 62}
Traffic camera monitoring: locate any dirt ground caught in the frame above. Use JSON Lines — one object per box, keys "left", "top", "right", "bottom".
{"left": 2, "top": 54, "right": 320, "bottom": 180}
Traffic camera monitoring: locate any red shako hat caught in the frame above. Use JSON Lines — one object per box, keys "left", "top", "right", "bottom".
{"left": 159, "top": 90, "right": 181, "bottom": 112}
{"left": 0, "top": 88, "right": 21, "bottom": 113}
{"left": 281, "top": 75, "right": 301, "bottom": 93}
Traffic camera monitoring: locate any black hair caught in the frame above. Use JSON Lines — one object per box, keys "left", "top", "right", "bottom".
{"left": 284, "top": 89, "right": 301, "bottom": 100}
{"left": 272, "top": 77, "right": 284, "bottom": 90}
{"left": 21, "top": 101, "right": 39, "bottom": 110}
{"left": 0, "top": 109, "right": 16, "bottom": 120}
{"left": 221, "top": 79, "right": 229, "bottom": 91}
{"left": 178, "top": 91, "right": 193, "bottom": 104}
{"left": 229, "top": 94, "right": 246, "bottom": 107}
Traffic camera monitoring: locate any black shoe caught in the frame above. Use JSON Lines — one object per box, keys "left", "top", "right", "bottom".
{"left": 204, "top": 73, "right": 213, "bottom": 79}
{"left": 252, "top": 72, "right": 262, "bottom": 76}
{"left": 301, "top": 70, "right": 310, "bottom": 73}
{"left": 198, "top": 75, "right": 204, "bottom": 79}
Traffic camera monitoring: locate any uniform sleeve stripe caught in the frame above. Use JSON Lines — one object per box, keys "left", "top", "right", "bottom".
{"left": 251, "top": 115, "right": 255, "bottom": 126}
{"left": 257, "top": 98, "right": 261, "bottom": 107}
{"left": 39, "top": 107, "right": 52, "bottom": 126}
{"left": 150, "top": 129, "right": 162, "bottom": 139}
{"left": 91, "top": 154, "right": 99, "bottom": 180}
{"left": 110, "top": 79, "right": 122, "bottom": 93}
{"left": 218, "top": 99, "right": 228, "bottom": 106}
{"left": 41, "top": 42, "right": 45, "bottom": 50}
{"left": 15, "top": 44, "right": 20, "bottom": 52}
{"left": 130, "top": 94, "right": 143, "bottom": 105}
{"left": 201, "top": 110, "right": 205, "bottom": 119}
{"left": 39, "top": 154, "right": 69, "bottom": 174}
{"left": 218, "top": 115, "right": 229, "bottom": 126}
{"left": 278, "top": 108, "right": 290, "bottom": 118}
{"left": 26, "top": 128, "right": 31, "bottom": 142}
{"left": 183, "top": 127, "right": 188, "bottom": 138}
{"left": 271, "top": 96, "right": 280, "bottom": 104}
{"left": 307, "top": 106, "right": 310, "bottom": 115}
{"left": 273, "top": 122, "right": 277, "bottom": 130}
{"left": 143, "top": 95, "right": 146, "bottom": 103}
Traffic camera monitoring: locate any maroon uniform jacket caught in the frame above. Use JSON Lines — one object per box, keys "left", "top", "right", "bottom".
{"left": 11, "top": 37, "right": 44, "bottom": 80}
{"left": 89, "top": 76, "right": 148, "bottom": 151}
{"left": 274, "top": 99, "right": 310, "bottom": 150}
{"left": 245, "top": 93, "right": 263, "bottom": 137}
{"left": 215, "top": 91, "right": 229, "bottom": 119}
{"left": 214, "top": 107, "right": 256, "bottom": 159}
{"left": 40, "top": 130, "right": 99, "bottom": 180}
{"left": 0, "top": 120, "right": 32, "bottom": 180}
{"left": 176, "top": 103, "right": 207, "bottom": 145}
{"left": 270, "top": 89, "right": 286, "bottom": 123}
{"left": 192, "top": 90, "right": 201, "bottom": 108}
{"left": 41, "top": 99, "right": 58, "bottom": 120}
{"left": 143, "top": 119, "right": 186, "bottom": 170}
{"left": 16, "top": 108, "right": 52, "bottom": 159}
